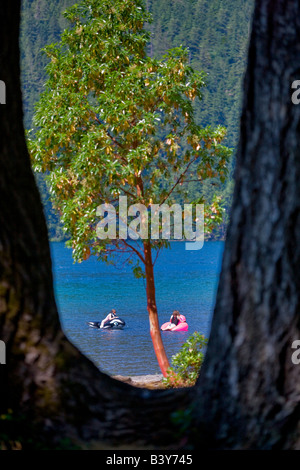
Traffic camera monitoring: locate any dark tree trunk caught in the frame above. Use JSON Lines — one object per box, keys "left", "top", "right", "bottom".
{"left": 143, "top": 240, "right": 170, "bottom": 377}
{"left": 195, "top": 0, "right": 300, "bottom": 450}
{"left": 0, "top": 1, "right": 191, "bottom": 449}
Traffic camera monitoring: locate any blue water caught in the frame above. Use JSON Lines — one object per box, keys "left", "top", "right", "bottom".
{"left": 50, "top": 241, "right": 224, "bottom": 376}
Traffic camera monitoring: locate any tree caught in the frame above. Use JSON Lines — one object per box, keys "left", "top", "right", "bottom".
{"left": 28, "top": 0, "right": 231, "bottom": 377}
{"left": 0, "top": 3, "right": 191, "bottom": 450}
{"left": 193, "top": 0, "right": 300, "bottom": 449}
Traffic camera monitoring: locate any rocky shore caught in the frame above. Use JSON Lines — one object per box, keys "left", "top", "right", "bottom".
{"left": 113, "top": 374, "right": 166, "bottom": 389}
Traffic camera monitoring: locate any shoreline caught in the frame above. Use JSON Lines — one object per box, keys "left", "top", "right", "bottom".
{"left": 113, "top": 374, "right": 165, "bottom": 389}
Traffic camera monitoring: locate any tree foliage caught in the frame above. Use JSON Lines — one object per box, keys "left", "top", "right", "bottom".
{"left": 163, "top": 332, "right": 208, "bottom": 388}
{"left": 21, "top": 0, "right": 253, "bottom": 241}
{"left": 28, "top": 0, "right": 231, "bottom": 267}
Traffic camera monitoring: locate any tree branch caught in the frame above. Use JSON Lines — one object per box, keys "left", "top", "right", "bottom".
{"left": 160, "top": 155, "right": 199, "bottom": 205}
{"left": 121, "top": 239, "right": 145, "bottom": 264}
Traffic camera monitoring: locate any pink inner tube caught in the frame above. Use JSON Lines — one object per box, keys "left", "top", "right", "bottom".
{"left": 161, "top": 315, "right": 188, "bottom": 332}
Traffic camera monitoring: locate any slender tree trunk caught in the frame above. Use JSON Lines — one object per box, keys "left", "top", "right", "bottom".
{"left": 135, "top": 175, "right": 170, "bottom": 377}
{"left": 143, "top": 240, "right": 170, "bottom": 377}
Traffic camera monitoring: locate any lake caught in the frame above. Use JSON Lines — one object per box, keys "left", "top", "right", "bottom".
{"left": 50, "top": 240, "right": 224, "bottom": 376}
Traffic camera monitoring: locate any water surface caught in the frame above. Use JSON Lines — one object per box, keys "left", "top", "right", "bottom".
{"left": 51, "top": 241, "right": 224, "bottom": 376}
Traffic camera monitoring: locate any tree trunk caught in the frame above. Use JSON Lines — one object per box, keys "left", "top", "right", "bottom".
{"left": 143, "top": 240, "right": 170, "bottom": 377}
{"left": 194, "top": 0, "right": 300, "bottom": 450}
{"left": 0, "top": 0, "right": 191, "bottom": 449}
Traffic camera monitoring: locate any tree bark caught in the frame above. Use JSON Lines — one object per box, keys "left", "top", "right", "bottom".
{"left": 143, "top": 240, "right": 170, "bottom": 377}
{"left": 194, "top": 0, "right": 300, "bottom": 449}
{"left": 0, "top": 0, "right": 191, "bottom": 449}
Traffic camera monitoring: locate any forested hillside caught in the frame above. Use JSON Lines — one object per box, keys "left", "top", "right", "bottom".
{"left": 148, "top": 0, "right": 253, "bottom": 148}
{"left": 21, "top": 0, "right": 75, "bottom": 240}
{"left": 20, "top": 0, "right": 254, "bottom": 240}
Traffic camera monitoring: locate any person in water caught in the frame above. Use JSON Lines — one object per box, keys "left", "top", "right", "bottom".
{"left": 100, "top": 309, "right": 118, "bottom": 328}
{"left": 165, "top": 310, "right": 181, "bottom": 330}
